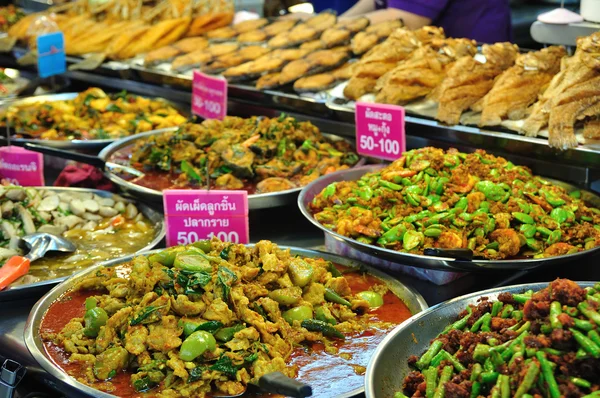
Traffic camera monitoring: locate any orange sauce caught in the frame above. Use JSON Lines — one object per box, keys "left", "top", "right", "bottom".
{"left": 40, "top": 264, "right": 413, "bottom": 397}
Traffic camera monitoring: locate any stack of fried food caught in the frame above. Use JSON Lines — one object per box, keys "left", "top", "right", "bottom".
{"left": 521, "top": 32, "right": 600, "bottom": 149}
{"left": 340, "top": 23, "right": 600, "bottom": 149}
{"left": 7, "top": 0, "right": 234, "bottom": 62}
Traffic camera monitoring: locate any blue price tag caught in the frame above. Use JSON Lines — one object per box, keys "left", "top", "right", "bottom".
{"left": 36, "top": 32, "right": 66, "bottom": 78}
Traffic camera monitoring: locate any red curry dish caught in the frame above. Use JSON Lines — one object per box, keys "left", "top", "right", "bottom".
{"left": 110, "top": 114, "right": 360, "bottom": 195}
{"left": 39, "top": 239, "right": 412, "bottom": 397}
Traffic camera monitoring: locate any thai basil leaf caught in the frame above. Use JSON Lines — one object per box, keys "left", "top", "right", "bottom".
{"left": 209, "top": 355, "right": 238, "bottom": 378}
{"left": 130, "top": 305, "right": 165, "bottom": 326}
{"left": 217, "top": 266, "right": 237, "bottom": 300}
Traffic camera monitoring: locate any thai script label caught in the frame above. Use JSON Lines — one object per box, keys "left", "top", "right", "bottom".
{"left": 355, "top": 101, "right": 406, "bottom": 161}
{"left": 0, "top": 146, "right": 44, "bottom": 186}
{"left": 37, "top": 32, "right": 66, "bottom": 78}
{"left": 163, "top": 190, "right": 248, "bottom": 246}
{"left": 192, "top": 70, "right": 227, "bottom": 120}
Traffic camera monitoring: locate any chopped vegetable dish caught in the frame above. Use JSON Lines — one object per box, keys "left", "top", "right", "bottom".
{"left": 0, "top": 88, "right": 186, "bottom": 140}
{"left": 119, "top": 114, "right": 360, "bottom": 193}
{"left": 310, "top": 147, "right": 600, "bottom": 260}
{"left": 399, "top": 279, "right": 600, "bottom": 398}
{"left": 40, "top": 239, "right": 409, "bottom": 397}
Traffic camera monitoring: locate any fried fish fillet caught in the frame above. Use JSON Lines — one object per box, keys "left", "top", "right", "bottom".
{"left": 237, "top": 29, "right": 267, "bottom": 43}
{"left": 294, "top": 73, "right": 337, "bottom": 92}
{"left": 435, "top": 42, "right": 519, "bottom": 125}
{"left": 320, "top": 28, "right": 351, "bottom": 48}
{"left": 263, "top": 19, "right": 297, "bottom": 36}
{"left": 478, "top": 46, "right": 565, "bottom": 127}
{"left": 144, "top": 46, "right": 181, "bottom": 66}
{"left": 171, "top": 43, "right": 238, "bottom": 73}
{"left": 186, "top": 12, "right": 233, "bottom": 37}
{"left": 344, "top": 26, "right": 445, "bottom": 100}
{"left": 268, "top": 24, "right": 319, "bottom": 48}
{"left": 117, "top": 18, "right": 190, "bottom": 59}
{"left": 223, "top": 48, "right": 311, "bottom": 81}
{"left": 204, "top": 45, "right": 271, "bottom": 73}
{"left": 522, "top": 32, "right": 600, "bottom": 146}
{"left": 256, "top": 72, "right": 281, "bottom": 90}
{"left": 547, "top": 75, "right": 600, "bottom": 149}
{"left": 351, "top": 19, "right": 403, "bottom": 56}
{"left": 375, "top": 38, "right": 477, "bottom": 105}
{"left": 300, "top": 40, "right": 325, "bottom": 51}
{"left": 172, "top": 37, "right": 209, "bottom": 53}
{"left": 305, "top": 12, "right": 337, "bottom": 31}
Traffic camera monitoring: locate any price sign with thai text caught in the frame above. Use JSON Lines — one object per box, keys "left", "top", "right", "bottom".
{"left": 163, "top": 190, "right": 248, "bottom": 247}
{"left": 192, "top": 70, "right": 227, "bottom": 120}
{"left": 355, "top": 101, "right": 406, "bottom": 161}
{"left": 37, "top": 32, "right": 66, "bottom": 78}
{"left": 0, "top": 146, "right": 44, "bottom": 186}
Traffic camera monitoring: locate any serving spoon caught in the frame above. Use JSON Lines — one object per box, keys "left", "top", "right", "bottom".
{"left": 21, "top": 142, "right": 145, "bottom": 178}
{"left": 0, "top": 233, "right": 76, "bottom": 290}
{"left": 215, "top": 372, "right": 312, "bottom": 398}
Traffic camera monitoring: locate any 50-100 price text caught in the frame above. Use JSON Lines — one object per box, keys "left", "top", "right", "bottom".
{"left": 359, "top": 136, "right": 400, "bottom": 155}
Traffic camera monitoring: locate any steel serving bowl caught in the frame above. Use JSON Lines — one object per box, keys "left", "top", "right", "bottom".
{"left": 98, "top": 128, "right": 365, "bottom": 210}
{"left": 365, "top": 281, "right": 595, "bottom": 398}
{"left": 0, "top": 187, "right": 165, "bottom": 301}
{"left": 2, "top": 93, "right": 187, "bottom": 151}
{"left": 24, "top": 246, "right": 427, "bottom": 398}
{"left": 298, "top": 164, "right": 600, "bottom": 272}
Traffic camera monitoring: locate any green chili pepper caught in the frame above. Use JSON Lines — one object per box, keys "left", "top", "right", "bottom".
{"left": 325, "top": 288, "right": 351, "bottom": 307}
{"left": 315, "top": 306, "right": 337, "bottom": 325}
{"left": 214, "top": 324, "right": 245, "bottom": 342}
{"left": 301, "top": 319, "right": 344, "bottom": 339}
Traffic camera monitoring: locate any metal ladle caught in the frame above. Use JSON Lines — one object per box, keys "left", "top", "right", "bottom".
{"left": 0, "top": 233, "right": 76, "bottom": 290}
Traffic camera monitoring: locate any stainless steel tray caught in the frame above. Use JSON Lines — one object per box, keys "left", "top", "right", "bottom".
{"left": 298, "top": 164, "right": 600, "bottom": 272}
{"left": 24, "top": 246, "right": 428, "bottom": 398}
{"left": 130, "top": 64, "right": 335, "bottom": 117}
{"left": 0, "top": 186, "right": 165, "bottom": 301}
{"left": 2, "top": 92, "right": 187, "bottom": 151}
{"left": 364, "top": 281, "right": 595, "bottom": 398}
{"left": 98, "top": 127, "right": 365, "bottom": 210}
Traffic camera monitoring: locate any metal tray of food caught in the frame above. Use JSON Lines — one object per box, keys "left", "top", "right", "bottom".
{"left": 1, "top": 92, "right": 187, "bottom": 151}
{"left": 130, "top": 64, "right": 336, "bottom": 118}
{"left": 0, "top": 186, "right": 165, "bottom": 301}
{"left": 298, "top": 164, "right": 600, "bottom": 272}
{"left": 24, "top": 245, "right": 428, "bottom": 398}
{"left": 364, "top": 281, "right": 594, "bottom": 398}
{"left": 98, "top": 127, "right": 365, "bottom": 210}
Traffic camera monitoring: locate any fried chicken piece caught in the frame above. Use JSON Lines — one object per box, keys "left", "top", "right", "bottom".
{"left": 343, "top": 26, "right": 445, "bottom": 100}
{"left": 375, "top": 38, "right": 477, "bottom": 105}
{"left": 478, "top": 46, "right": 565, "bottom": 127}
{"left": 435, "top": 42, "right": 519, "bottom": 125}
{"left": 521, "top": 33, "right": 600, "bottom": 147}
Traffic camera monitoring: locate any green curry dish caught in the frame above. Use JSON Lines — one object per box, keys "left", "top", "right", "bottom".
{"left": 47, "top": 239, "right": 393, "bottom": 397}
{"left": 128, "top": 115, "right": 360, "bottom": 194}
{"left": 310, "top": 147, "right": 600, "bottom": 260}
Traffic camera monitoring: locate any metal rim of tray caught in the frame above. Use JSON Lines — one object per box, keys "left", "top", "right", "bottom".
{"left": 0, "top": 186, "right": 165, "bottom": 301}
{"left": 364, "top": 281, "right": 595, "bottom": 398}
{"left": 3, "top": 92, "right": 187, "bottom": 150}
{"left": 24, "top": 245, "right": 427, "bottom": 398}
{"left": 298, "top": 164, "right": 600, "bottom": 272}
{"left": 98, "top": 127, "right": 365, "bottom": 210}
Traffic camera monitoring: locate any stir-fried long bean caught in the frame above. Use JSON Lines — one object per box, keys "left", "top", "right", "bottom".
{"left": 400, "top": 279, "right": 600, "bottom": 397}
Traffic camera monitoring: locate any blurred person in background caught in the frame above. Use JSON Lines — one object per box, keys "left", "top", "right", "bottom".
{"left": 343, "top": 0, "right": 512, "bottom": 43}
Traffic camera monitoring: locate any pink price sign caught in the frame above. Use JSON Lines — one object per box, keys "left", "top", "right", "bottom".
{"left": 355, "top": 101, "right": 406, "bottom": 161}
{"left": 0, "top": 146, "right": 44, "bottom": 186}
{"left": 163, "top": 190, "right": 248, "bottom": 247}
{"left": 192, "top": 70, "right": 227, "bottom": 120}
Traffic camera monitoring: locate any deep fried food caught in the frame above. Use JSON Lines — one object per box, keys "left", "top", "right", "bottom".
{"left": 435, "top": 42, "right": 519, "bottom": 125}
{"left": 478, "top": 46, "right": 565, "bottom": 126}
{"left": 351, "top": 19, "right": 403, "bottom": 55}
{"left": 521, "top": 33, "right": 600, "bottom": 148}
{"left": 344, "top": 26, "right": 445, "bottom": 100}
{"left": 375, "top": 38, "right": 477, "bottom": 105}
{"left": 203, "top": 46, "right": 271, "bottom": 74}
{"left": 171, "top": 43, "right": 238, "bottom": 73}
